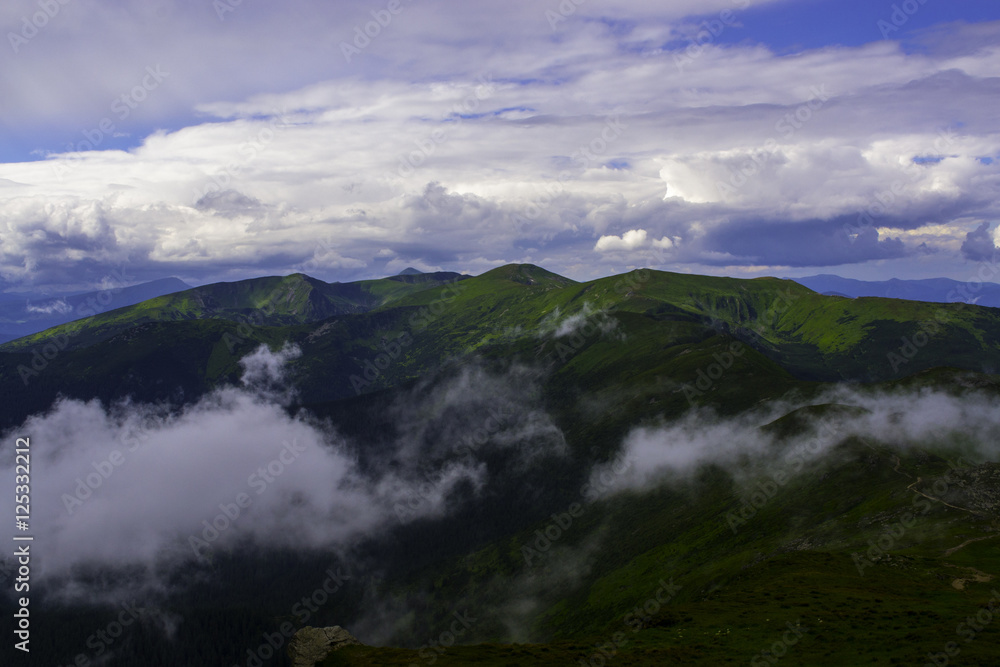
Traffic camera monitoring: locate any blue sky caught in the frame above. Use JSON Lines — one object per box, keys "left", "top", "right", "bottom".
{"left": 697, "top": 0, "right": 1000, "bottom": 53}
{"left": 1, "top": 0, "right": 999, "bottom": 293}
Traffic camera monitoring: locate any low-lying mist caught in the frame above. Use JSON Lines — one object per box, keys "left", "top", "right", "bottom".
{"left": 0, "top": 345, "right": 569, "bottom": 605}
{"left": 3, "top": 340, "right": 999, "bottom": 650}
{"left": 589, "top": 384, "right": 1000, "bottom": 497}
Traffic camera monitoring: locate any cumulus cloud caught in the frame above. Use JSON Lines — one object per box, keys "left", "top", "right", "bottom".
{"left": 595, "top": 229, "right": 648, "bottom": 251}
{"left": 0, "top": 4, "right": 998, "bottom": 288}
{"left": 961, "top": 222, "right": 999, "bottom": 261}
{"left": 700, "top": 217, "right": 908, "bottom": 267}
{"left": 593, "top": 229, "right": 677, "bottom": 260}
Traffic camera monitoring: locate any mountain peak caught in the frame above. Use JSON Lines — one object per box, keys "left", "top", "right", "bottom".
{"left": 480, "top": 263, "right": 576, "bottom": 286}
{"left": 397, "top": 267, "right": 423, "bottom": 276}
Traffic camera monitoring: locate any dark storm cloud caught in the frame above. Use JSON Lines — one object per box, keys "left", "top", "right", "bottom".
{"left": 0, "top": 1, "right": 999, "bottom": 287}
{"left": 699, "top": 217, "right": 908, "bottom": 267}
{"left": 961, "top": 222, "right": 998, "bottom": 262}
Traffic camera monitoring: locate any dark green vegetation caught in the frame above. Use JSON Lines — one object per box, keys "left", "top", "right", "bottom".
{"left": 3, "top": 263, "right": 1000, "bottom": 431}
{"left": 0, "top": 270, "right": 468, "bottom": 353}
{"left": 1, "top": 264, "right": 999, "bottom": 665}
{"left": 0, "top": 276, "right": 191, "bottom": 343}
{"left": 326, "top": 432, "right": 1000, "bottom": 666}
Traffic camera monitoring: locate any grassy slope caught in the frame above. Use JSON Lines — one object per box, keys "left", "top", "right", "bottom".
{"left": 0, "top": 271, "right": 469, "bottom": 352}
{"left": 2, "top": 264, "right": 999, "bottom": 664}
{"left": 3, "top": 263, "right": 1000, "bottom": 435}
{"left": 4, "top": 263, "right": 999, "bottom": 392}
{"left": 325, "top": 406, "right": 1000, "bottom": 665}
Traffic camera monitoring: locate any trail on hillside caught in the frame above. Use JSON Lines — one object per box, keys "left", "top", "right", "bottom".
{"left": 882, "top": 450, "right": 997, "bottom": 562}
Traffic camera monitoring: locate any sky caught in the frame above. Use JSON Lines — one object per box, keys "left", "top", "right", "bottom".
{"left": 1, "top": 0, "right": 999, "bottom": 294}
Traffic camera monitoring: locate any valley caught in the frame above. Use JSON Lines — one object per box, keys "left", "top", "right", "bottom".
{"left": 1, "top": 265, "right": 998, "bottom": 666}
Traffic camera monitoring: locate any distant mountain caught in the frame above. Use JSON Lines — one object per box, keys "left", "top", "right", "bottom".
{"left": 3, "top": 263, "right": 1000, "bottom": 431}
{"left": 397, "top": 267, "right": 424, "bottom": 275}
{"left": 793, "top": 274, "right": 1000, "bottom": 308}
{"left": 0, "top": 270, "right": 469, "bottom": 352}
{"left": 0, "top": 277, "right": 191, "bottom": 343}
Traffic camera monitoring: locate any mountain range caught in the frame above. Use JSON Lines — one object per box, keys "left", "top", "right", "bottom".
{"left": 1, "top": 264, "right": 998, "bottom": 665}
{"left": 793, "top": 274, "right": 1000, "bottom": 308}
{"left": 0, "top": 276, "right": 191, "bottom": 343}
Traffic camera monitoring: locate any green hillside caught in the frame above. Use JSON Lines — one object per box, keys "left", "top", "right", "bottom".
{"left": 330, "top": 410, "right": 1000, "bottom": 664}
{"left": 3, "top": 264, "right": 1000, "bottom": 432}
{"left": 2, "top": 264, "right": 999, "bottom": 666}
{"left": 0, "top": 270, "right": 469, "bottom": 353}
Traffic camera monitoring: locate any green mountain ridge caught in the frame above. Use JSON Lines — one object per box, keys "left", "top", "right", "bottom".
{"left": 0, "top": 270, "right": 470, "bottom": 353}
{"left": 2, "top": 264, "right": 1000, "bottom": 432}
{"left": 2, "top": 263, "right": 1000, "bottom": 665}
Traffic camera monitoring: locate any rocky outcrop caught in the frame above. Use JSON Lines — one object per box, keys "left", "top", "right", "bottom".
{"left": 934, "top": 462, "right": 1000, "bottom": 516}
{"left": 287, "top": 626, "right": 362, "bottom": 667}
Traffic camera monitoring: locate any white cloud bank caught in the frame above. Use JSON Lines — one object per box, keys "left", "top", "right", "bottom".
{"left": 0, "top": 2, "right": 998, "bottom": 290}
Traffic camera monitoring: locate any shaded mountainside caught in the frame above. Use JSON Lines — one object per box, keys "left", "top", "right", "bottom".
{"left": 2, "top": 264, "right": 1000, "bottom": 665}
{"left": 323, "top": 433, "right": 1000, "bottom": 665}
{"left": 0, "top": 270, "right": 469, "bottom": 353}
{"left": 3, "top": 264, "right": 1000, "bottom": 431}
